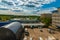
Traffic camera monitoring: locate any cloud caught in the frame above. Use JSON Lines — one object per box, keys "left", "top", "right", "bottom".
{"left": 16, "top": 0, "right": 56, "bottom": 7}
{"left": 0, "top": 0, "right": 2, "bottom": 2}
{"left": 0, "top": 0, "right": 56, "bottom": 8}
{"left": 42, "top": 0, "right": 56, "bottom": 4}
{"left": 0, "top": 5, "right": 9, "bottom": 9}
{"left": 0, "top": 0, "right": 57, "bottom": 15}
{"left": 37, "top": 7, "right": 57, "bottom": 14}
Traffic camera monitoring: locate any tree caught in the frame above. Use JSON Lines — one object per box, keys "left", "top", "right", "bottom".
{"left": 40, "top": 17, "right": 52, "bottom": 28}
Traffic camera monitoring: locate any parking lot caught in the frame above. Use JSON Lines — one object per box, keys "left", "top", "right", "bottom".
{"left": 23, "top": 28, "right": 60, "bottom": 40}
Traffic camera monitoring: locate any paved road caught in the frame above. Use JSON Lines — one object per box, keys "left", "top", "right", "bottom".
{"left": 24, "top": 28, "right": 60, "bottom": 40}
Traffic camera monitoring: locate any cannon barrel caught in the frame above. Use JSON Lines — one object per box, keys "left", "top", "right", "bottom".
{"left": 0, "top": 22, "right": 24, "bottom": 40}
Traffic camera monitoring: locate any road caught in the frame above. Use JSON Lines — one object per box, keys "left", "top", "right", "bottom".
{"left": 23, "top": 28, "right": 60, "bottom": 40}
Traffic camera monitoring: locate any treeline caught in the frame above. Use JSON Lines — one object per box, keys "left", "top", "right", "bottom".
{"left": 0, "top": 15, "right": 40, "bottom": 22}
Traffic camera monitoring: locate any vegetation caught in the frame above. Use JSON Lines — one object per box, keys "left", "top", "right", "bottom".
{"left": 0, "top": 15, "right": 40, "bottom": 22}
{"left": 40, "top": 17, "right": 52, "bottom": 28}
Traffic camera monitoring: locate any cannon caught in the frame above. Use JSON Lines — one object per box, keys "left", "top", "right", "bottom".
{"left": 0, "top": 22, "right": 24, "bottom": 40}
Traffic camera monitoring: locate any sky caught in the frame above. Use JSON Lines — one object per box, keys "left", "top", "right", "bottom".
{"left": 0, "top": 0, "right": 60, "bottom": 15}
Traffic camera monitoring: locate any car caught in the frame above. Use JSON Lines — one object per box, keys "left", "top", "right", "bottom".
{"left": 40, "top": 30, "right": 43, "bottom": 32}
{"left": 25, "top": 31, "right": 29, "bottom": 36}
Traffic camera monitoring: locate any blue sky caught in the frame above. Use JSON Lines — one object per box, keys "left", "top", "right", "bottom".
{"left": 0, "top": 0, "right": 60, "bottom": 15}
{"left": 42, "top": 0, "right": 60, "bottom": 8}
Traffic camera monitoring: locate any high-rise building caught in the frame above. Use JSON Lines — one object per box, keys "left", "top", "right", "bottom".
{"left": 58, "top": 8, "right": 60, "bottom": 13}
{"left": 52, "top": 8, "right": 60, "bottom": 28}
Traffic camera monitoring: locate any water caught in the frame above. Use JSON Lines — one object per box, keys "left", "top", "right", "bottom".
{"left": 0, "top": 21, "right": 11, "bottom": 26}
{"left": 0, "top": 20, "right": 40, "bottom": 27}
{"left": 0, "top": 20, "right": 21, "bottom": 27}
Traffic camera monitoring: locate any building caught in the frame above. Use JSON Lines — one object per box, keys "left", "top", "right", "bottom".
{"left": 10, "top": 18, "right": 45, "bottom": 28}
{"left": 40, "top": 13, "right": 52, "bottom": 23}
{"left": 58, "top": 8, "right": 60, "bottom": 13}
{"left": 40, "top": 13, "right": 52, "bottom": 18}
{"left": 52, "top": 8, "right": 60, "bottom": 28}
{"left": 52, "top": 13, "right": 60, "bottom": 27}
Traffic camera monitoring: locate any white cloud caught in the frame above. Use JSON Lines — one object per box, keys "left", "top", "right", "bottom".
{"left": 8, "top": 0, "right": 56, "bottom": 7}
{"left": 18, "top": 1, "right": 24, "bottom": 5}
{"left": 4, "top": 0, "right": 13, "bottom": 2}
{"left": 17, "top": 0, "right": 56, "bottom": 7}
{"left": 0, "top": 0, "right": 2, "bottom": 2}
{"left": 0, "top": 0, "right": 57, "bottom": 16}
{"left": 37, "top": 7, "right": 57, "bottom": 14}
{"left": 17, "top": 0, "right": 20, "bottom": 1}
{"left": 0, "top": 5, "right": 8, "bottom": 8}
{"left": 0, "top": 0, "right": 56, "bottom": 8}
{"left": 42, "top": 0, "right": 56, "bottom": 4}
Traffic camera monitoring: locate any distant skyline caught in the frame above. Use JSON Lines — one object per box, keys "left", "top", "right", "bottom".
{"left": 0, "top": 0, "right": 60, "bottom": 15}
